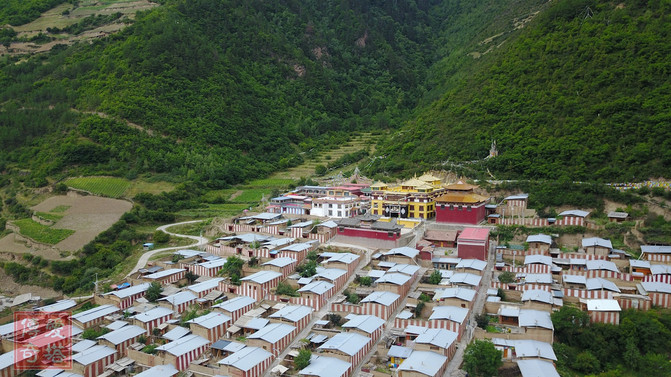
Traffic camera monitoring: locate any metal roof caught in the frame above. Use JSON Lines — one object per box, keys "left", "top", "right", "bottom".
{"left": 237, "top": 317, "right": 269, "bottom": 330}
{"left": 220, "top": 233, "right": 273, "bottom": 244}
{"left": 455, "top": 259, "right": 487, "bottom": 271}
{"left": 155, "top": 334, "right": 210, "bottom": 356}
{"left": 287, "top": 220, "right": 314, "bottom": 228}
{"left": 586, "top": 278, "right": 621, "bottom": 292}
{"left": 432, "top": 257, "right": 461, "bottom": 264}
{"left": 586, "top": 299, "right": 621, "bottom": 312}
{"left": 318, "top": 332, "right": 370, "bottom": 355}
{"left": 323, "top": 252, "right": 360, "bottom": 265}
{"left": 414, "top": 328, "right": 457, "bottom": 349}
{"left": 629, "top": 259, "right": 651, "bottom": 269}
{"left": 388, "top": 264, "right": 421, "bottom": 276}
{"left": 517, "top": 359, "right": 560, "bottom": 377}
{"left": 262, "top": 257, "right": 297, "bottom": 268}
{"left": 361, "top": 291, "right": 400, "bottom": 306}
{"left": 342, "top": 315, "right": 385, "bottom": 334}
{"left": 134, "top": 364, "right": 179, "bottom": 377}
{"left": 37, "top": 299, "right": 76, "bottom": 312}
{"left": 641, "top": 281, "right": 671, "bottom": 294}
{"left": 397, "top": 350, "right": 448, "bottom": 376}
{"left": 159, "top": 291, "right": 197, "bottom": 307}
{"left": 559, "top": 210, "right": 590, "bottom": 218}
{"left": 516, "top": 273, "right": 552, "bottom": 284}
{"left": 435, "top": 287, "right": 477, "bottom": 302}
{"left": 316, "top": 268, "right": 348, "bottom": 282}
{"left": 428, "top": 306, "right": 469, "bottom": 323}
{"left": 385, "top": 246, "right": 419, "bottom": 259}
{"left": 525, "top": 234, "right": 552, "bottom": 245}
{"left": 248, "top": 323, "right": 296, "bottom": 343}
{"left": 72, "top": 345, "right": 116, "bottom": 366}
{"left": 582, "top": 237, "right": 613, "bottom": 249}
{"left": 213, "top": 296, "right": 255, "bottom": 312}
{"left": 504, "top": 193, "right": 529, "bottom": 200}
{"left": 269, "top": 305, "right": 313, "bottom": 322}
{"left": 163, "top": 326, "right": 190, "bottom": 341}
{"left": 132, "top": 306, "right": 173, "bottom": 323}
{"left": 196, "top": 258, "right": 227, "bottom": 270}
{"left": 189, "top": 312, "right": 232, "bottom": 329}
{"left": 521, "top": 289, "right": 553, "bottom": 304}
{"left": 449, "top": 272, "right": 482, "bottom": 286}
{"left": 651, "top": 264, "right": 671, "bottom": 275}
{"left": 104, "top": 320, "right": 129, "bottom": 331}
{"left": 145, "top": 268, "right": 185, "bottom": 280}
{"left": 387, "top": 345, "right": 413, "bottom": 359}
{"left": 518, "top": 309, "right": 553, "bottom": 329}
{"left": 586, "top": 260, "right": 619, "bottom": 272}
{"left": 98, "top": 325, "right": 145, "bottom": 345}
{"left": 317, "top": 220, "right": 338, "bottom": 228}
{"left": 72, "top": 305, "right": 119, "bottom": 324}
{"left": 71, "top": 339, "right": 97, "bottom": 353}
{"left": 375, "top": 272, "right": 411, "bottom": 286}
{"left": 239, "top": 212, "right": 282, "bottom": 221}
{"left": 241, "top": 270, "right": 283, "bottom": 284}
{"left": 507, "top": 339, "right": 557, "bottom": 360}
{"left": 641, "top": 245, "right": 671, "bottom": 254}
{"left": 608, "top": 211, "right": 629, "bottom": 218}
{"left": 367, "top": 269, "right": 386, "bottom": 279}
{"left": 281, "top": 242, "right": 315, "bottom": 252}
{"left": 297, "top": 355, "right": 351, "bottom": 377}
{"left": 524, "top": 254, "right": 553, "bottom": 266}
{"left": 298, "top": 281, "right": 334, "bottom": 295}
{"left": 262, "top": 237, "right": 295, "bottom": 247}
{"left": 187, "top": 278, "right": 224, "bottom": 293}
{"left": 218, "top": 346, "right": 273, "bottom": 371}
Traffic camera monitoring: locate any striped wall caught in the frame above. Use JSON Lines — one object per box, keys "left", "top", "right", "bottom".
{"left": 331, "top": 300, "right": 399, "bottom": 320}
{"left": 190, "top": 264, "right": 223, "bottom": 278}
{"left": 393, "top": 319, "right": 465, "bottom": 341}
{"left": 495, "top": 216, "right": 588, "bottom": 227}
{"left": 191, "top": 320, "right": 230, "bottom": 342}
{"left": 113, "top": 291, "right": 147, "bottom": 310}
{"left": 224, "top": 223, "right": 281, "bottom": 235}
{"left": 250, "top": 331, "right": 295, "bottom": 357}
{"left": 490, "top": 282, "right": 552, "bottom": 291}
{"left": 145, "top": 270, "right": 185, "bottom": 284}
{"left": 135, "top": 314, "right": 172, "bottom": 334}
{"left": 502, "top": 265, "right": 552, "bottom": 274}
{"left": 238, "top": 278, "right": 283, "bottom": 302}
{"left": 79, "top": 353, "right": 116, "bottom": 377}
{"left": 567, "top": 270, "right": 632, "bottom": 281}
{"left": 617, "top": 296, "right": 652, "bottom": 311}
{"left": 563, "top": 289, "right": 613, "bottom": 299}
{"left": 163, "top": 298, "right": 197, "bottom": 314}
{"left": 172, "top": 343, "right": 210, "bottom": 371}
{"left": 643, "top": 275, "right": 671, "bottom": 284}
{"left": 0, "top": 365, "right": 14, "bottom": 377}
{"left": 588, "top": 310, "right": 620, "bottom": 325}
{"left": 647, "top": 292, "right": 671, "bottom": 308}
{"left": 644, "top": 254, "right": 671, "bottom": 263}
{"left": 212, "top": 298, "right": 255, "bottom": 322}
{"left": 267, "top": 294, "right": 326, "bottom": 311}
{"left": 499, "top": 249, "right": 549, "bottom": 257}
{"left": 561, "top": 253, "right": 608, "bottom": 260}
{"left": 235, "top": 354, "right": 273, "bottom": 377}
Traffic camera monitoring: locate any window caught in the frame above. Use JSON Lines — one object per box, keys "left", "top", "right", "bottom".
{"left": 329, "top": 210, "right": 333, "bottom": 216}
{"left": 409, "top": 205, "right": 414, "bottom": 210}
{"left": 467, "top": 206, "right": 472, "bottom": 211}
{"left": 450, "top": 205, "right": 454, "bottom": 210}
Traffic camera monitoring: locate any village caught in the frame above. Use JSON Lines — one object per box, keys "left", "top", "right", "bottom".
{"left": 1, "top": 173, "right": 670, "bottom": 377}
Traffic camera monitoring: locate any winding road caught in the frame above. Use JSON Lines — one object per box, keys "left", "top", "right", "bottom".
{"left": 125, "top": 220, "right": 209, "bottom": 277}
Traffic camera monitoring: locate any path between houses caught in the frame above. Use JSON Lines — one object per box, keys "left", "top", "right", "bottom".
{"left": 262, "top": 244, "right": 374, "bottom": 377}
{"left": 442, "top": 238, "right": 497, "bottom": 377}
{"left": 126, "top": 220, "right": 208, "bottom": 278}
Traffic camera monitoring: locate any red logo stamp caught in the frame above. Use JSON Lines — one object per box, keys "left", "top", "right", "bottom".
{"left": 14, "top": 311, "right": 72, "bottom": 370}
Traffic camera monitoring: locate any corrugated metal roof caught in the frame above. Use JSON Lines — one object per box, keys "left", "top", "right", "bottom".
{"left": 342, "top": 315, "right": 385, "bottom": 334}
{"left": 163, "top": 326, "right": 190, "bottom": 341}
{"left": 281, "top": 242, "right": 315, "bottom": 252}
{"left": 516, "top": 273, "right": 552, "bottom": 284}
{"left": 269, "top": 305, "right": 313, "bottom": 323}
{"left": 456, "top": 259, "right": 487, "bottom": 271}
{"left": 241, "top": 270, "right": 283, "bottom": 284}
{"left": 298, "top": 355, "right": 351, "bottom": 377}
{"left": 449, "top": 272, "right": 482, "bottom": 286}
{"left": 261, "top": 257, "right": 297, "bottom": 268}
{"left": 586, "top": 299, "right": 621, "bottom": 312}
{"left": 586, "top": 278, "right": 621, "bottom": 292}
{"left": 248, "top": 323, "right": 295, "bottom": 343}
{"left": 155, "top": 334, "right": 210, "bottom": 356}
{"left": 71, "top": 339, "right": 97, "bottom": 353}
{"left": 586, "top": 260, "right": 619, "bottom": 272}
{"left": 72, "top": 305, "right": 119, "bottom": 324}
{"left": 435, "top": 287, "right": 476, "bottom": 302}
{"left": 196, "top": 258, "right": 227, "bottom": 270}
{"left": 582, "top": 237, "right": 613, "bottom": 249}
{"left": 518, "top": 309, "right": 553, "bottom": 329}
{"left": 298, "top": 281, "right": 334, "bottom": 295}
{"left": 316, "top": 268, "right": 347, "bottom": 282}
{"left": 524, "top": 254, "right": 553, "bottom": 266}
{"left": 159, "top": 291, "right": 197, "bottom": 307}
{"left": 517, "top": 359, "right": 560, "bottom": 377}
{"left": 323, "top": 252, "right": 360, "bottom": 265}
{"left": 361, "top": 291, "right": 400, "bottom": 306}
{"left": 397, "top": 350, "right": 448, "bottom": 376}
{"left": 318, "top": 332, "right": 370, "bottom": 355}
{"left": 189, "top": 312, "right": 232, "bottom": 329}
{"left": 521, "top": 289, "right": 553, "bottom": 304}
{"left": 187, "top": 278, "right": 224, "bottom": 293}
{"left": 385, "top": 246, "right": 419, "bottom": 259}
{"left": 651, "top": 264, "right": 671, "bottom": 275}
{"left": 525, "top": 234, "right": 552, "bottom": 245}
{"left": 132, "top": 306, "right": 173, "bottom": 323}
{"left": 505, "top": 193, "right": 529, "bottom": 201}
{"left": 414, "top": 328, "right": 457, "bottom": 349}
{"left": 134, "top": 364, "right": 179, "bottom": 377}
{"left": 559, "top": 210, "right": 590, "bottom": 218}
{"left": 375, "top": 272, "right": 411, "bottom": 286}
{"left": 387, "top": 345, "right": 413, "bottom": 359}
{"left": 72, "top": 345, "right": 116, "bottom": 366}
{"left": 388, "top": 264, "right": 420, "bottom": 276}
{"left": 218, "top": 346, "right": 273, "bottom": 371}
{"left": 641, "top": 245, "right": 671, "bottom": 254}
{"left": 213, "top": 296, "right": 255, "bottom": 312}
{"left": 98, "top": 325, "right": 145, "bottom": 345}
{"left": 145, "top": 268, "right": 185, "bottom": 280}
{"left": 641, "top": 281, "right": 671, "bottom": 294}
{"left": 428, "top": 306, "right": 468, "bottom": 323}
{"left": 37, "top": 299, "right": 76, "bottom": 312}
{"left": 104, "top": 320, "right": 129, "bottom": 331}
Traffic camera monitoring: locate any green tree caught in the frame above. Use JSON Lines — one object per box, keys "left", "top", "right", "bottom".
{"left": 185, "top": 271, "right": 199, "bottom": 283}
{"left": 463, "top": 340, "right": 503, "bottom": 377}
{"left": 475, "top": 314, "right": 490, "bottom": 329}
{"left": 428, "top": 269, "right": 442, "bottom": 284}
{"left": 315, "top": 165, "right": 327, "bottom": 176}
{"left": 358, "top": 276, "right": 372, "bottom": 286}
{"left": 221, "top": 256, "right": 244, "bottom": 285}
{"left": 276, "top": 282, "right": 299, "bottom": 297}
{"left": 153, "top": 230, "right": 170, "bottom": 244}
{"left": 573, "top": 351, "right": 600, "bottom": 374}
{"left": 145, "top": 281, "right": 163, "bottom": 302}
{"left": 295, "top": 349, "right": 312, "bottom": 370}
{"left": 414, "top": 301, "right": 425, "bottom": 318}
{"left": 296, "top": 260, "right": 317, "bottom": 278}
{"left": 497, "top": 271, "right": 515, "bottom": 284}
{"left": 551, "top": 305, "right": 590, "bottom": 345}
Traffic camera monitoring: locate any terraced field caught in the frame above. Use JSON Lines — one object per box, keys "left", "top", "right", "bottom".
{"left": 270, "top": 132, "right": 380, "bottom": 180}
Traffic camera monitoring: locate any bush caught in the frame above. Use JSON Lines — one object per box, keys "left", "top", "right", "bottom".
{"left": 498, "top": 271, "right": 515, "bottom": 284}
{"left": 145, "top": 281, "right": 163, "bottom": 302}
{"left": 475, "top": 314, "right": 490, "bottom": 329}
{"left": 359, "top": 276, "right": 372, "bottom": 286}
{"left": 153, "top": 230, "right": 170, "bottom": 243}
{"left": 295, "top": 349, "right": 312, "bottom": 370}
{"left": 428, "top": 270, "right": 442, "bottom": 284}
{"left": 415, "top": 301, "right": 425, "bottom": 318}
{"left": 276, "top": 282, "right": 299, "bottom": 297}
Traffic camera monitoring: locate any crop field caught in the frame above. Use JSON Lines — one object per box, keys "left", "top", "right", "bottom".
{"left": 177, "top": 203, "right": 250, "bottom": 219}
{"left": 231, "top": 189, "right": 272, "bottom": 203}
{"left": 12, "top": 219, "right": 75, "bottom": 245}
{"left": 34, "top": 211, "right": 65, "bottom": 222}
{"left": 65, "top": 177, "right": 131, "bottom": 198}
{"left": 246, "top": 178, "right": 295, "bottom": 188}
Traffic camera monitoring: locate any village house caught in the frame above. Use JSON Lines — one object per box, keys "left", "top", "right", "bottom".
{"left": 640, "top": 281, "right": 671, "bottom": 308}
{"left": 188, "top": 311, "right": 232, "bottom": 342}
{"left": 159, "top": 291, "right": 198, "bottom": 313}
{"left": 268, "top": 305, "right": 313, "bottom": 332}
{"left": 101, "top": 283, "right": 151, "bottom": 310}
{"left": 142, "top": 268, "right": 186, "bottom": 285}
{"left": 342, "top": 314, "right": 385, "bottom": 341}
{"left": 492, "top": 338, "right": 556, "bottom": 362}
{"left": 517, "top": 359, "right": 560, "bottom": 377}
{"left": 261, "top": 257, "right": 297, "bottom": 278}
{"left": 97, "top": 324, "right": 145, "bottom": 356}
{"left": 218, "top": 346, "right": 274, "bottom": 377}
{"left": 71, "top": 344, "right": 117, "bottom": 377}
{"left": 374, "top": 272, "right": 413, "bottom": 296}
{"left": 641, "top": 245, "right": 671, "bottom": 263}
{"left": 498, "top": 306, "right": 554, "bottom": 343}
{"left": 247, "top": 322, "right": 297, "bottom": 356}
{"left": 311, "top": 187, "right": 363, "bottom": 218}
{"left": 358, "top": 291, "right": 401, "bottom": 319}
{"left": 558, "top": 210, "right": 590, "bottom": 226}
{"left": 298, "top": 280, "right": 336, "bottom": 305}
{"left": 423, "top": 230, "right": 458, "bottom": 248}
{"left": 397, "top": 350, "right": 448, "bottom": 377}
{"left": 212, "top": 295, "right": 256, "bottom": 321}
{"left": 132, "top": 306, "right": 174, "bottom": 334}
{"left": 318, "top": 332, "right": 371, "bottom": 373}
{"left": 432, "top": 257, "right": 461, "bottom": 270}
{"left": 457, "top": 227, "right": 490, "bottom": 261}
{"left": 413, "top": 328, "right": 458, "bottom": 358}
{"left": 428, "top": 306, "right": 469, "bottom": 335}
{"left": 525, "top": 234, "right": 552, "bottom": 252}
{"left": 434, "top": 287, "right": 477, "bottom": 309}
{"left": 298, "top": 355, "right": 351, "bottom": 377}
{"left": 135, "top": 364, "right": 180, "bottom": 377}
{"left": 186, "top": 278, "right": 224, "bottom": 298}
{"left": 155, "top": 334, "right": 210, "bottom": 371}
{"left": 190, "top": 258, "right": 227, "bottom": 277}
{"left": 71, "top": 304, "right": 119, "bottom": 329}
{"left": 455, "top": 259, "right": 488, "bottom": 275}
{"left": 582, "top": 237, "right": 613, "bottom": 256}
{"left": 239, "top": 270, "right": 284, "bottom": 301}
{"left": 584, "top": 299, "right": 621, "bottom": 325}
{"left": 447, "top": 272, "right": 482, "bottom": 289}
{"left": 267, "top": 194, "right": 312, "bottom": 215}
{"left": 321, "top": 252, "right": 361, "bottom": 275}
{"left": 608, "top": 211, "right": 630, "bottom": 223}
{"left": 315, "top": 267, "right": 349, "bottom": 290}
{"left": 383, "top": 246, "right": 420, "bottom": 265}
{"left": 521, "top": 289, "right": 555, "bottom": 310}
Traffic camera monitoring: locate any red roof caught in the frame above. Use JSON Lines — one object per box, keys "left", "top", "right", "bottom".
{"left": 458, "top": 227, "right": 490, "bottom": 241}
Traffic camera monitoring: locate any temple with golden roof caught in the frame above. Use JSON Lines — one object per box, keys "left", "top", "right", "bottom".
{"left": 370, "top": 173, "right": 447, "bottom": 219}
{"left": 434, "top": 181, "right": 490, "bottom": 224}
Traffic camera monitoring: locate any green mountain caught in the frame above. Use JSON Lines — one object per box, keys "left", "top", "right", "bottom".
{"left": 370, "top": 0, "right": 671, "bottom": 181}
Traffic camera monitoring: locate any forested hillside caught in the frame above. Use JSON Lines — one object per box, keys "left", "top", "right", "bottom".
{"left": 1, "top": 0, "right": 544, "bottom": 188}
{"left": 370, "top": 0, "right": 671, "bottom": 181}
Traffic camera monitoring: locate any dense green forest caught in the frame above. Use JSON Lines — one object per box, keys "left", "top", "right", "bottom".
{"left": 0, "top": 0, "right": 67, "bottom": 26}
{"left": 369, "top": 0, "right": 671, "bottom": 181}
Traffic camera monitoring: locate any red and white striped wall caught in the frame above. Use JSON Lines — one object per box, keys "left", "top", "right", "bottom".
{"left": 223, "top": 223, "right": 281, "bottom": 235}
{"left": 146, "top": 270, "right": 184, "bottom": 284}
{"left": 190, "top": 264, "right": 223, "bottom": 278}
{"left": 192, "top": 320, "right": 230, "bottom": 342}
{"left": 267, "top": 294, "right": 325, "bottom": 311}
{"left": 165, "top": 298, "right": 197, "bottom": 314}
{"left": 643, "top": 275, "right": 671, "bottom": 284}
{"left": 81, "top": 353, "right": 116, "bottom": 377}
{"left": 308, "top": 232, "right": 334, "bottom": 243}
{"left": 588, "top": 310, "right": 620, "bottom": 325}
{"left": 490, "top": 282, "right": 552, "bottom": 292}
{"left": 173, "top": 342, "right": 209, "bottom": 371}
{"left": 645, "top": 254, "right": 671, "bottom": 263}
{"left": 137, "top": 314, "right": 172, "bottom": 334}
{"left": 264, "top": 260, "right": 297, "bottom": 278}
{"left": 568, "top": 270, "right": 632, "bottom": 281}
{"left": 617, "top": 296, "right": 652, "bottom": 311}
{"left": 113, "top": 336, "right": 141, "bottom": 356}
{"left": 117, "top": 291, "right": 147, "bottom": 310}
{"left": 495, "top": 216, "right": 586, "bottom": 227}
{"left": 563, "top": 253, "right": 608, "bottom": 260}
{"left": 0, "top": 365, "right": 14, "bottom": 377}
{"left": 239, "top": 278, "right": 283, "bottom": 302}
{"left": 257, "top": 331, "right": 295, "bottom": 357}
{"left": 499, "top": 249, "right": 549, "bottom": 258}
{"left": 647, "top": 292, "right": 671, "bottom": 308}
{"left": 331, "top": 301, "right": 398, "bottom": 320}
{"left": 213, "top": 299, "right": 255, "bottom": 322}
{"left": 563, "top": 289, "right": 613, "bottom": 299}
{"left": 502, "top": 265, "right": 552, "bottom": 274}
{"left": 236, "top": 353, "right": 273, "bottom": 377}
{"left": 393, "top": 319, "right": 465, "bottom": 341}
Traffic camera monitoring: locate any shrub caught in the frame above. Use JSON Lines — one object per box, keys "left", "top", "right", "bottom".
{"left": 428, "top": 270, "right": 442, "bottom": 284}
{"left": 498, "top": 271, "right": 515, "bottom": 284}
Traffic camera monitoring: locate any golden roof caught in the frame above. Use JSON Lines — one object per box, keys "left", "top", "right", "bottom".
{"left": 445, "top": 180, "right": 477, "bottom": 191}
{"left": 417, "top": 173, "right": 442, "bottom": 183}
{"left": 435, "top": 193, "right": 489, "bottom": 204}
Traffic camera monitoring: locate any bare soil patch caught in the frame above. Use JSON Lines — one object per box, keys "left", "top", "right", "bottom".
{"left": 31, "top": 193, "right": 132, "bottom": 252}
{"left": 0, "top": 270, "right": 60, "bottom": 298}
